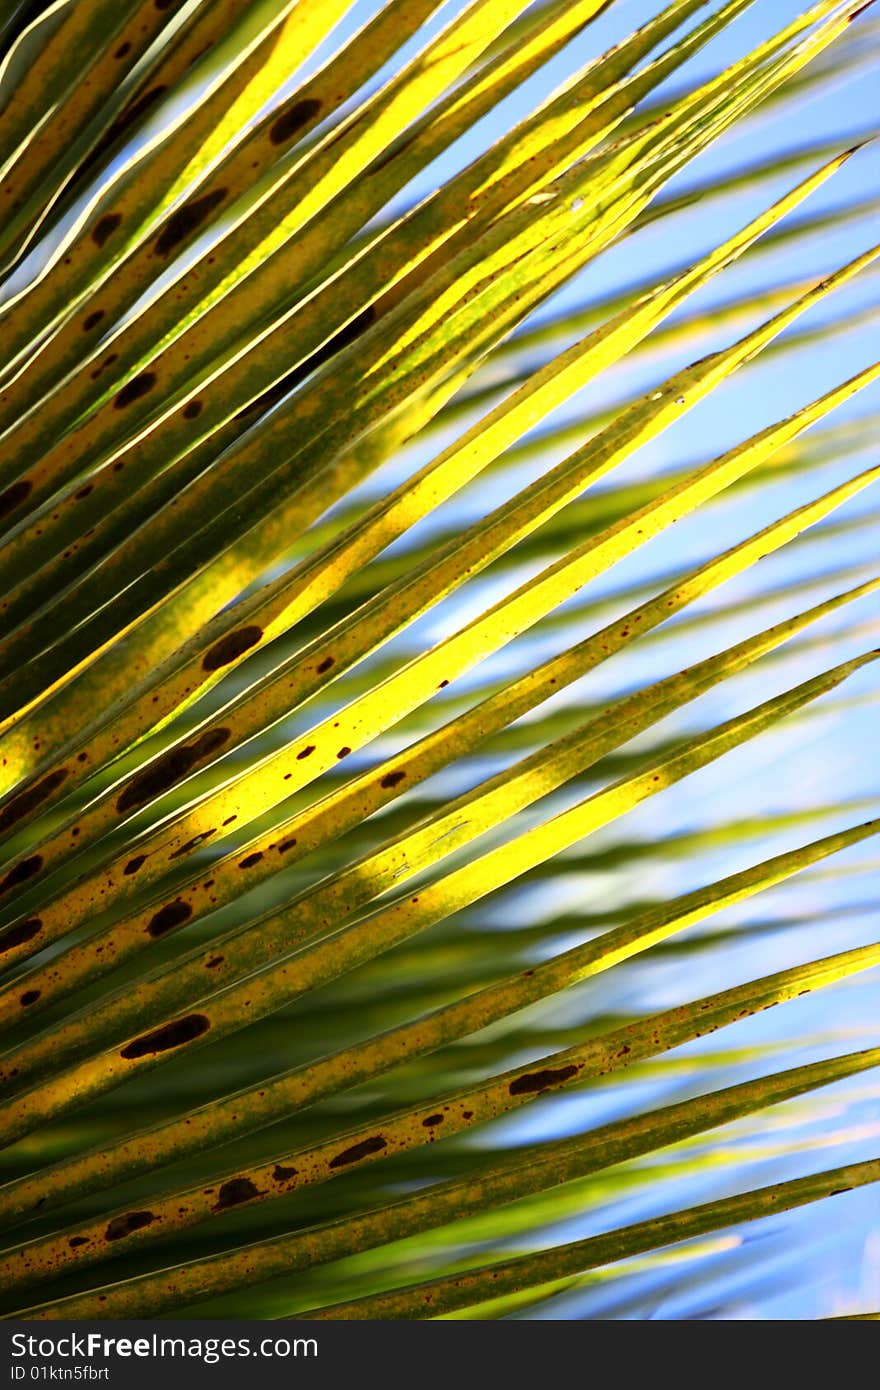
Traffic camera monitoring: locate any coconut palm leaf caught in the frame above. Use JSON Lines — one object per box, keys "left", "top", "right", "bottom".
{"left": 0, "top": 0, "right": 877, "bottom": 1321}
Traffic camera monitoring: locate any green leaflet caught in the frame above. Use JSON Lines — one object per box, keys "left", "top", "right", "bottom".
{"left": 0, "top": 38, "right": 867, "bottom": 772}
{"left": 15, "top": 1027, "right": 880, "bottom": 1316}
{"left": 1, "top": 820, "right": 875, "bottom": 1232}
{"left": 306, "top": 1159, "right": 880, "bottom": 1320}
{"left": 0, "top": 0, "right": 745, "bottom": 577}
{"left": 0, "top": 0, "right": 349, "bottom": 379}
{"left": 7, "top": 1029, "right": 880, "bottom": 1297}
{"left": 0, "top": 279, "right": 874, "bottom": 966}
{"left": 0, "top": 0, "right": 446, "bottom": 431}
{"left": 0, "top": 646, "right": 874, "bottom": 1147}
{"left": 0, "top": 0, "right": 839, "bottom": 667}
{"left": 0, "top": 0, "right": 188, "bottom": 266}
{"left": 0, "top": 0, "right": 876, "bottom": 1324}
{"left": 3, "top": 567, "right": 876, "bottom": 1050}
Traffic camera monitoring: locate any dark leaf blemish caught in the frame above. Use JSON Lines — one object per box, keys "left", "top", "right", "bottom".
{"left": 215, "top": 1177, "right": 259, "bottom": 1209}
{"left": 147, "top": 900, "right": 193, "bottom": 938}
{"left": 105, "top": 1211, "right": 155, "bottom": 1241}
{"left": 380, "top": 770, "right": 406, "bottom": 789}
{"left": 154, "top": 189, "right": 227, "bottom": 258}
{"left": 508, "top": 1064, "right": 579, "bottom": 1096}
{"left": 0, "top": 856, "right": 43, "bottom": 897}
{"left": 116, "top": 727, "right": 230, "bottom": 813}
{"left": 183, "top": 399, "right": 203, "bottom": 419}
{"left": 0, "top": 479, "right": 32, "bottom": 521}
{"left": 422, "top": 1114, "right": 444, "bottom": 1127}
{"left": 0, "top": 768, "right": 68, "bottom": 834}
{"left": 278, "top": 837, "right": 297, "bottom": 853}
{"left": 336, "top": 746, "right": 351, "bottom": 759}
{"left": 169, "top": 828, "right": 216, "bottom": 859}
{"left": 0, "top": 918, "right": 42, "bottom": 953}
{"left": 82, "top": 310, "right": 105, "bottom": 332}
{"left": 205, "top": 955, "right": 224, "bottom": 969}
{"left": 20, "top": 990, "right": 40, "bottom": 1007}
{"left": 272, "top": 1163, "right": 298, "bottom": 1182}
{"left": 269, "top": 98, "right": 322, "bottom": 145}
{"left": 114, "top": 371, "right": 157, "bottom": 409}
{"left": 238, "top": 851, "right": 263, "bottom": 869}
{"left": 316, "top": 655, "right": 335, "bottom": 673}
{"left": 108, "top": 85, "right": 168, "bottom": 142}
{"left": 68, "top": 1236, "right": 90, "bottom": 1248}
{"left": 234, "top": 308, "right": 376, "bottom": 421}
{"left": 296, "top": 745, "right": 315, "bottom": 760}
{"left": 124, "top": 855, "right": 147, "bottom": 876}
{"left": 91, "top": 212, "right": 123, "bottom": 247}
{"left": 202, "top": 625, "right": 263, "bottom": 672}
{"left": 120, "top": 1013, "right": 210, "bottom": 1059}
{"left": 328, "top": 1135, "right": 387, "bottom": 1168}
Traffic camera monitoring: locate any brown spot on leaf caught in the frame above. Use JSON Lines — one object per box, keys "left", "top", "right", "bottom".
{"left": 105, "top": 1211, "right": 155, "bottom": 1241}
{"left": 82, "top": 310, "right": 105, "bottom": 332}
{"left": 114, "top": 41, "right": 132, "bottom": 58}
{"left": 68, "top": 1236, "right": 89, "bottom": 1248}
{"left": 508, "top": 1064, "right": 579, "bottom": 1096}
{"left": 147, "top": 900, "right": 193, "bottom": 938}
{"left": 92, "top": 212, "right": 122, "bottom": 247}
{"left": 296, "top": 745, "right": 315, "bottom": 760}
{"left": 154, "top": 189, "right": 227, "bottom": 259}
{"left": 0, "top": 856, "right": 43, "bottom": 897}
{"left": 0, "top": 768, "right": 68, "bottom": 834}
{"left": 120, "top": 1014, "right": 209, "bottom": 1059}
{"left": 0, "top": 918, "right": 42, "bottom": 953}
{"left": 75, "top": 484, "right": 93, "bottom": 500}
{"left": 183, "top": 399, "right": 203, "bottom": 419}
{"left": 278, "top": 837, "right": 297, "bottom": 853}
{"left": 169, "top": 829, "right": 216, "bottom": 859}
{"left": 380, "top": 770, "right": 406, "bottom": 789}
{"left": 269, "top": 98, "right": 322, "bottom": 146}
{"left": 116, "top": 727, "right": 230, "bottom": 813}
{"left": 20, "top": 990, "right": 40, "bottom": 1007}
{"left": 202, "top": 625, "right": 263, "bottom": 672}
{"left": 422, "top": 1114, "right": 444, "bottom": 1127}
{"left": 215, "top": 1177, "right": 259, "bottom": 1209}
{"left": 336, "top": 746, "right": 351, "bottom": 759}
{"left": 114, "top": 371, "right": 157, "bottom": 409}
{"left": 124, "top": 855, "right": 146, "bottom": 876}
{"left": 316, "top": 655, "right": 335, "bottom": 673}
{"left": 329, "top": 1135, "right": 387, "bottom": 1168}
{"left": 110, "top": 85, "right": 167, "bottom": 138}
{"left": 0, "top": 479, "right": 32, "bottom": 521}
{"left": 238, "top": 851, "right": 263, "bottom": 869}
{"left": 272, "top": 1163, "right": 298, "bottom": 1182}
{"left": 205, "top": 955, "right": 224, "bottom": 969}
